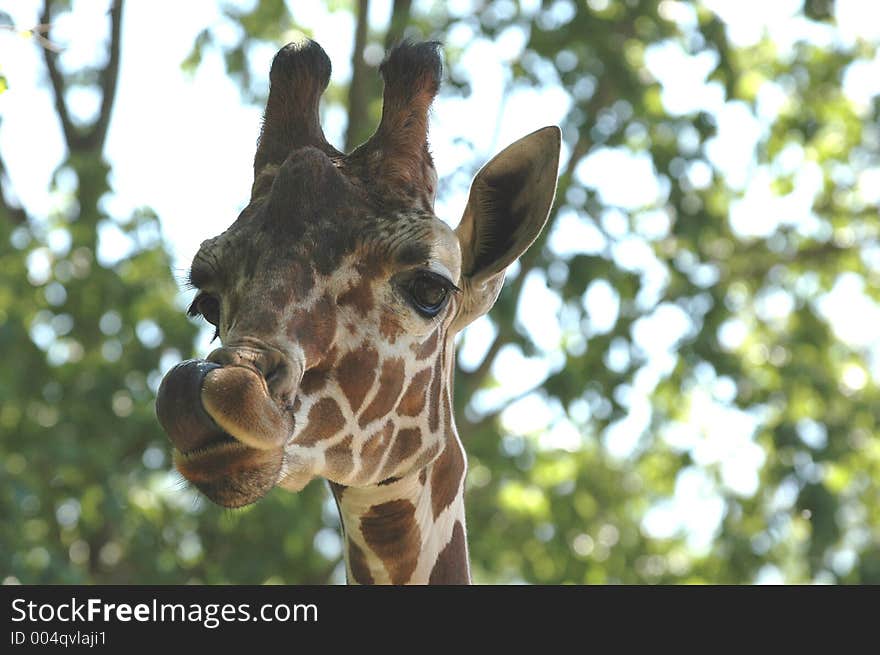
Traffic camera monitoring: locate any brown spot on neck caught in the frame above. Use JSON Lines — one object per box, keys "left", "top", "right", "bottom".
{"left": 427, "top": 355, "right": 443, "bottom": 432}
{"left": 380, "top": 427, "right": 422, "bottom": 480}
{"left": 396, "top": 366, "right": 431, "bottom": 417}
{"left": 441, "top": 384, "right": 452, "bottom": 436}
{"left": 430, "top": 437, "right": 465, "bottom": 520}
{"left": 413, "top": 329, "right": 439, "bottom": 360}
{"left": 358, "top": 357, "right": 406, "bottom": 429}
{"left": 357, "top": 420, "right": 395, "bottom": 483}
{"left": 295, "top": 397, "right": 344, "bottom": 446}
{"left": 359, "top": 499, "right": 421, "bottom": 585}
{"left": 347, "top": 540, "right": 374, "bottom": 585}
{"left": 406, "top": 439, "right": 442, "bottom": 475}
{"left": 428, "top": 521, "right": 470, "bottom": 584}
{"left": 324, "top": 434, "right": 355, "bottom": 481}
{"left": 337, "top": 346, "right": 379, "bottom": 412}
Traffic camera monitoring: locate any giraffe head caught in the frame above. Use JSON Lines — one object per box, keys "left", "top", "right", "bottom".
{"left": 156, "top": 40, "right": 560, "bottom": 513}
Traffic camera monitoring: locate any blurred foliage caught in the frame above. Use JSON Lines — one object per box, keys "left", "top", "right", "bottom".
{"left": 2, "top": 0, "right": 879, "bottom": 584}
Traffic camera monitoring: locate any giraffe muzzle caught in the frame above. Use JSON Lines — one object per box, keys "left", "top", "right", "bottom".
{"left": 156, "top": 358, "right": 290, "bottom": 508}
{"left": 200, "top": 364, "right": 294, "bottom": 450}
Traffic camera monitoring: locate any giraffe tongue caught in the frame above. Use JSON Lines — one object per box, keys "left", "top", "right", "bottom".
{"left": 157, "top": 359, "right": 291, "bottom": 455}
{"left": 156, "top": 359, "right": 229, "bottom": 454}
{"left": 200, "top": 365, "right": 293, "bottom": 451}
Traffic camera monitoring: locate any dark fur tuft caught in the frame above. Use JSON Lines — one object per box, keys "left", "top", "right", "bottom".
{"left": 379, "top": 40, "right": 442, "bottom": 96}
{"left": 269, "top": 39, "right": 332, "bottom": 92}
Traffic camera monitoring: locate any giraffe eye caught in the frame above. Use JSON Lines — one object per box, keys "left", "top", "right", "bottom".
{"left": 197, "top": 295, "right": 221, "bottom": 326}
{"left": 407, "top": 271, "right": 457, "bottom": 318}
{"left": 188, "top": 294, "right": 221, "bottom": 336}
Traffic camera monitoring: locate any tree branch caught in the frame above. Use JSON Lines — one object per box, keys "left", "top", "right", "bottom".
{"left": 463, "top": 329, "right": 505, "bottom": 388}
{"left": 0, "top": 150, "right": 28, "bottom": 225}
{"left": 39, "top": 0, "right": 124, "bottom": 153}
{"left": 39, "top": 0, "right": 79, "bottom": 150}
{"left": 384, "top": 0, "right": 412, "bottom": 49}
{"left": 559, "top": 133, "right": 591, "bottom": 192}
{"left": 345, "top": 0, "right": 371, "bottom": 152}
{"left": 85, "top": 0, "right": 123, "bottom": 152}
{"left": 466, "top": 382, "right": 546, "bottom": 434}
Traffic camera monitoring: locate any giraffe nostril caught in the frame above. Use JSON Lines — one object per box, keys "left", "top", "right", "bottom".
{"left": 206, "top": 347, "right": 237, "bottom": 367}
{"left": 205, "top": 344, "right": 297, "bottom": 403}
{"left": 207, "top": 346, "right": 268, "bottom": 378}
{"left": 264, "top": 360, "right": 294, "bottom": 400}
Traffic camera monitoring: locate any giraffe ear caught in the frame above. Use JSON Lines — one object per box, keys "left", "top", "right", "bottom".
{"left": 452, "top": 126, "right": 561, "bottom": 329}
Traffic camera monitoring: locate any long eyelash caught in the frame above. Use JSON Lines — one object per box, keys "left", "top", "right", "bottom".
{"left": 421, "top": 270, "right": 461, "bottom": 294}
{"left": 173, "top": 268, "right": 197, "bottom": 292}
{"left": 187, "top": 297, "right": 220, "bottom": 342}
{"left": 187, "top": 296, "right": 202, "bottom": 318}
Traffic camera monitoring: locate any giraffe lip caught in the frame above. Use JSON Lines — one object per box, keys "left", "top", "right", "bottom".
{"left": 173, "top": 436, "right": 284, "bottom": 508}
{"left": 200, "top": 364, "right": 293, "bottom": 450}
{"left": 175, "top": 431, "right": 238, "bottom": 458}
{"left": 211, "top": 363, "right": 270, "bottom": 392}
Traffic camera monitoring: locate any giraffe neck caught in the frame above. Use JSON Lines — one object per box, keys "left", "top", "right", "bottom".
{"left": 331, "top": 432, "right": 470, "bottom": 585}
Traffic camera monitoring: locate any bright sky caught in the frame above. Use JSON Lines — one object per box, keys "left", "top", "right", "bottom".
{"left": 2, "top": 0, "right": 879, "bottom": 581}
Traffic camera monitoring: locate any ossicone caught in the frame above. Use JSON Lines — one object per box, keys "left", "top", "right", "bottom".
{"left": 251, "top": 39, "right": 444, "bottom": 209}
{"left": 349, "top": 40, "right": 444, "bottom": 205}
{"left": 252, "top": 39, "right": 341, "bottom": 197}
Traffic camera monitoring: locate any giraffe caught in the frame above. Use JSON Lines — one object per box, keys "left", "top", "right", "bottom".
{"left": 156, "top": 39, "right": 560, "bottom": 584}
